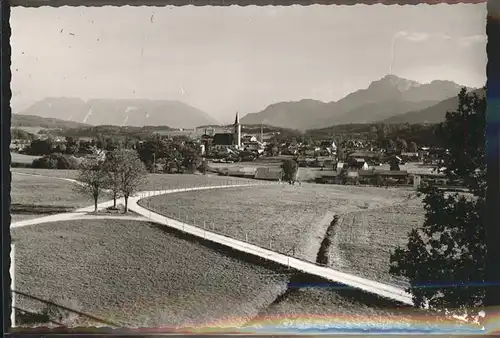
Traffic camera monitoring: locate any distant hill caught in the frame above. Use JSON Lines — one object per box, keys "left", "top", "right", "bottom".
{"left": 240, "top": 99, "right": 333, "bottom": 129}
{"left": 241, "top": 75, "right": 474, "bottom": 130}
{"left": 12, "top": 113, "right": 90, "bottom": 130}
{"left": 381, "top": 88, "right": 486, "bottom": 124}
{"left": 19, "top": 98, "right": 219, "bottom": 129}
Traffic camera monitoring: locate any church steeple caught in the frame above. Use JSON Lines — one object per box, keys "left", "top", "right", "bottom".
{"left": 233, "top": 112, "right": 241, "bottom": 148}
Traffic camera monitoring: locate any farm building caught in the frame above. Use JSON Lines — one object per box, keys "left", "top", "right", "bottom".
{"left": 254, "top": 167, "right": 283, "bottom": 181}
{"left": 220, "top": 166, "right": 257, "bottom": 178}
{"left": 348, "top": 151, "right": 381, "bottom": 159}
{"left": 400, "top": 152, "right": 421, "bottom": 161}
{"left": 316, "top": 171, "right": 339, "bottom": 184}
{"left": 369, "top": 169, "right": 410, "bottom": 185}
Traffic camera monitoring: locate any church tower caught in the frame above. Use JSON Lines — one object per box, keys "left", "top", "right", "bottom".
{"left": 234, "top": 112, "right": 242, "bottom": 148}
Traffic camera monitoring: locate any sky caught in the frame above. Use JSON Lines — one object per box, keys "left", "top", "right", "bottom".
{"left": 11, "top": 4, "right": 487, "bottom": 124}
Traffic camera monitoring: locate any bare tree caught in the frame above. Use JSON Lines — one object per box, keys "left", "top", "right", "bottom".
{"left": 114, "top": 149, "right": 147, "bottom": 212}
{"left": 76, "top": 156, "right": 108, "bottom": 212}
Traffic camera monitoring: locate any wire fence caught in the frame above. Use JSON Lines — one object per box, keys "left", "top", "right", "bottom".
{"left": 137, "top": 179, "right": 333, "bottom": 271}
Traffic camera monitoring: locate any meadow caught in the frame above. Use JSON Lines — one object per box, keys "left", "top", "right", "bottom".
{"left": 326, "top": 196, "right": 425, "bottom": 288}
{"left": 11, "top": 218, "right": 290, "bottom": 328}
{"left": 11, "top": 152, "right": 41, "bottom": 165}
{"left": 12, "top": 214, "right": 447, "bottom": 331}
{"left": 10, "top": 169, "right": 471, "bottom": 331}
{"left": 11, "top": 168, "right": 256, "bottom": 191}
{"left": 139, "top": 184, "right": 409, "bottom": 263}
{"left": 10, "top": 173, "right": 112, "bottom": 222}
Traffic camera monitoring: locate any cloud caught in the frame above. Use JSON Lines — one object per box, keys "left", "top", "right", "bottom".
{"left": 394, "top": 31, "right": 451, "bottom": 43}
{"left": 394, "top": 31, "right": 486, "bottom": 48}
{"left": 457, "top": 34, "right": 487, "bottom": 48}
{"left": 395, "top": 31, "right": 429, "bottom": 42}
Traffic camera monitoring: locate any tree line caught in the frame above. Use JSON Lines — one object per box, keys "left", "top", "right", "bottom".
{"left": 21, "top": 132, "right": 207, "bottom": 174}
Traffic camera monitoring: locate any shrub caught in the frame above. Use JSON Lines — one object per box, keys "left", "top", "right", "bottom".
{"left": 32, "top": 153, "right": 80, "bottom": 170}
{"left": 11, "top": 162, "right": 32, "bottom": 168}
{"left": 198, "top": 161, "right": 209, "bottom": 175}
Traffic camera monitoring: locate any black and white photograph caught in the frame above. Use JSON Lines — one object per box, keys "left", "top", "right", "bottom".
{"left": 8, "top": 2, "right": 488, "bottom": 333}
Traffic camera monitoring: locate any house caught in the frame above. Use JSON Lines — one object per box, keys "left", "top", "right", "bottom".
{"left": 254, "top": 167, "right": 283, "bottom": 181}
{"left": 336, "top": 162, "right": 345, "bottom": 172}
{"left": 320, "top": 140, "right": 337, "bottom": 154}
{"left": 400, "top": 152, "right": 421, "bottom": 162}
{"left": 348, "top": 151, "right": 381, "bottom": 160}
{"left": 347, "top": 158, "right": 369, "bottom": 171}
{"left": 401, "top": 152, "right": 419, "bottom": 158}
{"left": 242, "top": 135, "right": 258, "bottom": 143}
{"left": 244, "top": 141, "right": 263, "bottom": 152}
{"left": 372, "top": 169, "right": 410, "bottom": 185}
{"left": 10, "top": 139, "right": 30, "bottom": 152}
{"left": 204, "top": 128, "right": 216, "bottom": 137}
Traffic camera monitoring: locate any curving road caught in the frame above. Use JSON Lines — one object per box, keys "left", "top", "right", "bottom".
{"left": 11, "top": 172, "right": 414, "bottom": 306}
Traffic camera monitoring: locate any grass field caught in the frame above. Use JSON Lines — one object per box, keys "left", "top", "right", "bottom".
{"left": 13, "top": 218, "right": 460, "bottom": 331}
{"left": 139, "top": 184, "right": 409, "bottom": 263}
{"left": 11, "top": 168, "right": 256, "bottom": 191}
{"left": 11, "top": 152, "right": 40, "bottom": 164}
{"left": 326, "top": 197, "right": 424, "bottom": 288}
{"left": 11, "top": 173, "right": 112, "bottom": 221}
{"left": 11, "top": 218, "right": 290, "bottom": 328}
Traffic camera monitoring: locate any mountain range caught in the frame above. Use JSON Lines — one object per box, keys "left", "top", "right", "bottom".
{"left": 16, "top": 98, "right": 219, "bottom": 129}
{"left": 15, "top": 75, "right": 480, "bottom": 131}
{"left": 12, "top": 113, "right": 90, "bottom": 130}
{"left": 241, "top": 75, "right": 476, "bottom": 130}
{"left": 380, "top": 87, "right": 485, "bottom": 124}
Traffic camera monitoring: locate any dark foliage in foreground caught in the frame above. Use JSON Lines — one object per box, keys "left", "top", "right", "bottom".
{"left": 390, "top": 88, "right": 486, "bottom": 318}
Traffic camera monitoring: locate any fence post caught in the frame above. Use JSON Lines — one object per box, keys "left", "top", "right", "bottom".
{"left": 10, "top": 244, "right": 15, "bottom": 328}
{"left": 245, "top": 232, "right": 248, "bottom": 242}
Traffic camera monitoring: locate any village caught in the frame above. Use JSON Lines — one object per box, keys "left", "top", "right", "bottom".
{"left": 11, "top": 111, "right": 452, "bottom": 192}
{"left": 193, "top": 113, "right": 450, "bottom": 189}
